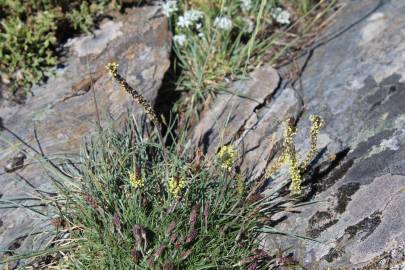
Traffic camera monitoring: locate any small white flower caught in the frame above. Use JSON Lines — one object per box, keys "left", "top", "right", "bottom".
{"left": 161, "top": 1, "right": 177, "bottom": 17}
{"left": 241, "top": 0, "right": 252, "bottom": 12}
{"left": 173, "top": 34, "right": 187, "bottom": 46}
{"left": 184, "top": 10, "right": 204, "bottom": 22}
{"left": 243, "top": 18, "right": 254, "bottom": 33}
{"left": 177, "top": 15, "right": 192, "bottom": 28}
{"left": 214, "top": 16, "right": 233, "bottom": 30}
{"left": 198, "top": 32, "right": 204, "bottom": 38}
{"left": 272, "top": 8, "right": 291, "bottom": 25}
{"left": 196, "top": 23, "right": 202, "bottom": 30}
{"left": 177, "top": 10, "right": 204, "bottom": 28}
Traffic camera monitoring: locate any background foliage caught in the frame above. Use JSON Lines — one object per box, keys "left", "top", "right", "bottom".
{"left": 0, "top": 0, "right": 121, "bottom": 93}
{"left": 166, "top": 0, "right": 336, "bottom": 122}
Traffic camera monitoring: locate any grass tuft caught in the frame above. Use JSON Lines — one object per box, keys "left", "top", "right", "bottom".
{"left": 0, "top": 67, "right": 324, "bottom": 269}
{"left": 8, "top": 119, "right": 300, "bottom": 269}
{"left": 165, "top": 0, "right": 337, "bottom": 122}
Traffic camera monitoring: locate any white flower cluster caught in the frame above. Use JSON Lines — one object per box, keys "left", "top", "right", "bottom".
{"left": 177, "top": 10, "right": 204, "bottom": 28}
{"left": 272, "top": 7, "right": 291, "bottom": 25}
{"left": 173, "top": 34, "right": 186, "bottom": 46}
{"left": 161, "top": 1, "right": 177, "bottom": 17}
{"left": 240, "top": 0, "right": 252, "bottom": 12}
{"left": 243, "top": 18, "right": 254, "bottom": 33}
{"left": 214, "top": 16, "right": 233, "bottom": 30}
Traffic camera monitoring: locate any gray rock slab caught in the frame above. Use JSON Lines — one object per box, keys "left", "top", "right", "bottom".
{"left": 193, "top": 0, "right": 405, "bottom": 268}
{"left": 0, "top": 7, "right": 171, "bottom": 267}
{"left": 265, "top": 0, "right": 405, "bottom": 268}
{"left": 192, "top": 65, "right": 280, "bottom": 156}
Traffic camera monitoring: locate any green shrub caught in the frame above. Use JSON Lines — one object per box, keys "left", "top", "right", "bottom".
{"left": 0, "top": 0, "right": 118, "bottom": 93}
{"left": 0, "top": 6, "right": 58, "bottom": 92}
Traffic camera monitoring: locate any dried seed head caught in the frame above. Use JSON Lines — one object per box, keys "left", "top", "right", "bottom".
{"left": 189, "top": 203, "right": 201, "bottom": 228}
{"left": 253, "top": 249, "right": 268, "bottom": 258}
{"left": 130, "top": 248, "right": 141, "bottom": 263}
{"left": 50, "top": 217, "right": 64, "bottom": 228}
{"left": 238, "top": 258, "right": 251, "bottom": 266}
{"left": 135, "top": 166, "right": 141, "bottom": 178}
{"left": 163, "top": 262, "right": 174, "bottom": 270}
{"left": 175, "top": 239, "right": 182, "bottom": 249}
{"left": 147, "top": 257, "right": 154, "bottom": 268}
{"left": 185, "top": 228, "right": 197, "bottom": 244}
{"left": 166, "top": 221, "right": 176, "bottom": 236}
{"left": 235, "top": 229, "right": 244, "bottom": 244}
{"left": 171, "top": 234, "right": 178, "bottom": 243}
{"left": 140, "top": 193, "right": 150, "bottom": 209}
{"left": 203, "top": 202, "right": 210, "bottom": 223}
{"left": 132, "top": 224, "right": 147, "bottom": 248}
{"left": 140, "top": 227, "right": 147, "bottom": 242}
{"left": 191, "top": 147, "right": 203, "bottom": 171}
{"left": 113, "top": 213, "right": 121, "bottom": 231}
{"left": 246, "top": 193, "right": 264, "bottom": 204}
{"left": 180, "top": 248, "right": 193, "bottom": 260}
{"left": 106, "top": 61, "right": 161, "bottom": 127}
{"left": 82, "top": 192, "right": 98, "bottom": 209}
{"left": 239, "top": 249, "right": 270, "bottom": 268}
{"left": 154, "top": 245, "right": 166, "bottom": 259}
{"left": 133, "top": 224, "right": 141, "bottom": 238}
{"left": 248, "top": 262, "right": 258, "bottom": 270}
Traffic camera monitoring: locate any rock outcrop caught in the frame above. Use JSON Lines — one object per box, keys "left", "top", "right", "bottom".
{"left": 0, "top": 7, "right": 171, "bottom": 267}
{"left": 193, "top": 0, "right": 404, "bottom": 268}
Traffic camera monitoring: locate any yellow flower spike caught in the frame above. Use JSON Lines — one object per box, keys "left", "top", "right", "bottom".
{"left": 266, "top": 116, "right": 324, "bottom": 196}
{"left": 236, "top": 173, "right": 245, "bottom": 196}
{"left": 129, "top": 169, "right": 144, "bottom": 189}
{"left": 288, "top": 160, "right": 302, "bottom": 196}
{"left": 310, "top": 115, "right": 324, "bottom": 131}
{"left": 300, "top": 115, "right": 325, "bottom": 170}
{"left": 105, "top": 62, "right": 119, "bottom": 76}
{"left": 217, "top": 145, "right": 238, "bottom": 171}
{"left": 283, "top": 117, "right": 297, "bottom": 147}
{"left": 168, "top": 177, "right": 186, "bottom": 197}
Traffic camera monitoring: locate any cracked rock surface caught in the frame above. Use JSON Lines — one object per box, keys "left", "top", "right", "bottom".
{"left": 193, "top": 0, "right": 404, "bottom": 268}
{"left": 0, "top": 7, "right": 171, "bottom": 267}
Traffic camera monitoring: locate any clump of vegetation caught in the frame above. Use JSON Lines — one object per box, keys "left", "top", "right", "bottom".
{"left": 0, "top": 0, "right": 128, "bottom": 93}
{"left": 0, "top": 63, "right": 324, "bottom": 269}
{"left": 163, "top": 0, "right": 336, "bottom": 120}
{"left": 0, "top": 0, "right": 335, "bottom": 110}
{"left": 40, "top": 120, "right": 284, "bottom": 269}
{"left": 0, "top": 0, "right": 332, "bottom": 266}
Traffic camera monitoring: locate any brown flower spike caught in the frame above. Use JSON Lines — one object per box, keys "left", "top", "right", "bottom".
{"left": 105, "top": 62, "right": 161, "bottom": 128}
